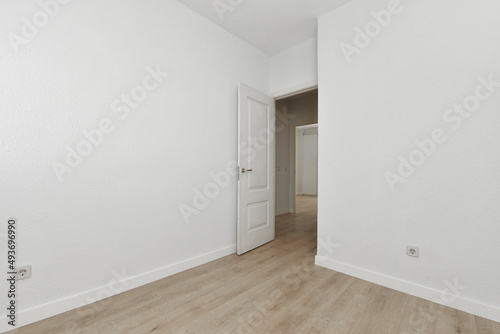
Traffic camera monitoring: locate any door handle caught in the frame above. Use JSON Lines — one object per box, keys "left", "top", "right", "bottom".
{"left": 242, "top": 168, "right": 253, "bottom": 173}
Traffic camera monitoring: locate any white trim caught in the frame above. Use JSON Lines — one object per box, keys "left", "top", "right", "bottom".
{"left": 272, "top": 80, "right": 318, "bottom": 100}
{"left": 315, "top": 256, "right": 500, "bottom": 323}
{"left": 275, "top": 208, "right": 290, "bottom": 216}
{"left": 0, "top": 245, "right": 236, "bottom": 333}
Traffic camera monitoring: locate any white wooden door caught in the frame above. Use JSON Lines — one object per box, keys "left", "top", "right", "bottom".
{"left": 237, "top": 83, "right": 275, "bottom": 255}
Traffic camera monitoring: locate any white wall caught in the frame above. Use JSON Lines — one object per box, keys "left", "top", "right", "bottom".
{"left": 295, "top": 128, "right": 305, "bottom": 195}
{"left": 275, "top": 99, "right": 291, "bottom": 215}
{"left": 275, "top": 92, "right": 318, "bottom": 214}
{"left": 270, "top": 38, "right": 318, "bottom": 97}
{"left": 0, "top": 0, "right": 269, "bottom": 329}
{"left": 296, "top": 126, "right": 318, "bottom": 196}
{"left": 301, "top": 133, "right": 318, "bottom": 195}
{"left": 317, "top": 0, "right": 500, "bottom": 322}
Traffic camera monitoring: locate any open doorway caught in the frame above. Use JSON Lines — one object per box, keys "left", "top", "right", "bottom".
{"left": 275, "top": 89, "right": 318, "bottom": 216}
{"left": 273, "top": 88, "right": 318, "bottom": 248}
{"left": 236, "top": 84, "right": 317, "bottom": 254}
{"left": 295, "top": 124, "right": 318, "bottom": 214}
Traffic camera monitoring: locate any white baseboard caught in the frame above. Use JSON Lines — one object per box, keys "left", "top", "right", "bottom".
{"left": 315, "top": 256, "right": 500, "bottom": 324}
{"left": 0, "top": 245, "right": 236, "bottom": 333}
{"left": 275, "top": 208, "right": 290, "bottom": 216}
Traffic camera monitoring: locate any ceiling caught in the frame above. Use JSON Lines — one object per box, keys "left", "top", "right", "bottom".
{"left": 175, "top": 0, "right": 350, "bottom": 56}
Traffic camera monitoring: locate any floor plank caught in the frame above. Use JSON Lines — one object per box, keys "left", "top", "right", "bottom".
{"left": 8, "top": 196, "right": 500, "bottom": 334}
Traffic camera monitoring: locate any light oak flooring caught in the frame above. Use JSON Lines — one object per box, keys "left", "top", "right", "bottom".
{"left": 9, "top": 196, "right": 500, "bottom": 333}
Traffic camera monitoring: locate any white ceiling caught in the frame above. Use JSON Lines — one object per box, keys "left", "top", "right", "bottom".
{"left": 175, "top": 0, "right": 350, "bottom": 56}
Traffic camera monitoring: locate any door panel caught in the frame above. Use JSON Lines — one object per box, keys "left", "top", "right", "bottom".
{"left": 246, "top": 201, "right": 269, "bottom": 232}
{"left": 237, "top": 83, "right": 275, "bottom": 255}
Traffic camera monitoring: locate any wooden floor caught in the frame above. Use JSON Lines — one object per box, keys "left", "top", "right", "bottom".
{"left": 10, "top": 196, "right": 500, "bottom": 334}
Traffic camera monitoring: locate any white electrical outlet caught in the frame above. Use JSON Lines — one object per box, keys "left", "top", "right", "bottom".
{"left": 406, "top": 246, "right": 419, "bottom": 258}
{"left": 15, "top": 265, "right": 32, "bottom": 280}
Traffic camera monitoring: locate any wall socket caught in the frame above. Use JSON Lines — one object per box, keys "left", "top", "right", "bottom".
{"left": 15, "top": 265, "right": 32, "bottom": 280}
{"left": 406, "top": 246, "right": 419, "bottom": 258}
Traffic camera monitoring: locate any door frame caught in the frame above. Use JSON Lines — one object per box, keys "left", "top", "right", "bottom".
{"left": 289, "top": 121, "right": 319, "bottom": 213}
{"left": 273, "top": 85, "right": 319, "bottom": 216}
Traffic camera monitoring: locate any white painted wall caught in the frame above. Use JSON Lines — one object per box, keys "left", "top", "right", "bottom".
{"left": 317, "top": 0, "right": 500, "bottom": 322}
{"left": 275, "top": 99, "right": 291, "bottom": 215}
{"left": 296, "top": 126, "right": 318, "bottom": 196}
{"left": 0, "top": 0, "right": 269, "bottom": 329}
{"left": 270, "top": 38, "right": 318, "bottom": 97}
{"left": 301, "top": 133, "right": 318, "bottom": 195}
{"left": 295, "top": 128, "right": 305, "bottom": 195}
{"left": 275, "top": 92, "right": 318, "bottom": 214}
